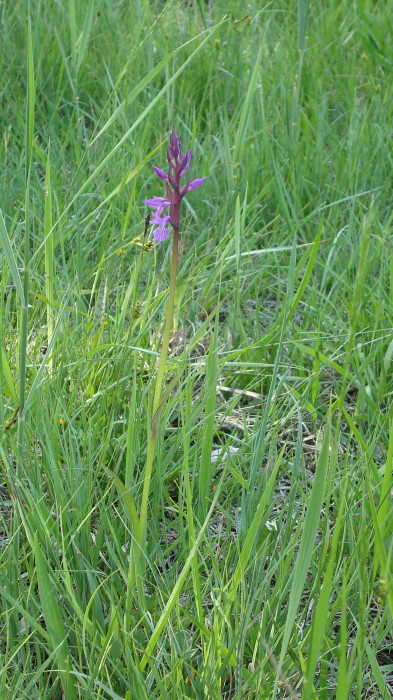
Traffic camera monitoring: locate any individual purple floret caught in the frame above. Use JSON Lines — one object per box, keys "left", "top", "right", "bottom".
{"left": 144, "top": 197, "right": 171, "bottom": 241}
{"left": 150, "top": 206, "right": 171, "bottom": 242}
{"left": 144, "top": 130, "right": 206, "bottom": 242}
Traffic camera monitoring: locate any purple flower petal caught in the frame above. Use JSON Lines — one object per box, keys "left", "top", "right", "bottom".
{"left": 168, "top": 130, "right": 181, "bottom": 161}
{"left": 144, "top": 197, "right": 171, "bottom": 208}
{"left": 151, "top": 212, "right": 170, "bottom": 225}
{"left": 153, "top": 225, "right": 170, "bottom": 242}
{"left": 179, "top": 150, "right": 192, "bottom": 178}
{"left": 180, "top": 176, "right": 207, "bottom": 196}
{"left": 152, "top": 166, "right": 169, "bottom": 180}
{"left": 187, "top": 177, "right": 207, "bottom": 191}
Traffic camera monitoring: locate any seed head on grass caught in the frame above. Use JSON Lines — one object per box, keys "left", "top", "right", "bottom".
{"left": 144, "top": 129, "right": 206, "bottom": 241}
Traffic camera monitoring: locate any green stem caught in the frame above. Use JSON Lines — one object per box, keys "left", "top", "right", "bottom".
{"left": 137, "top": 228, "right": 179, "bottom": 547}
{"left": 17, "top": 192, "right": 31, "bottom": 458}
{"left": 18, "top": 19, "right": 34, "bottom": 459}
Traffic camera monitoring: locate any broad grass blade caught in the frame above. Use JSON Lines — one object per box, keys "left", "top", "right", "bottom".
{"left": 227, "top": 447, "right": 284, "bottom": 603}
{"left": 275, "top": 415, "right": 331, "bottom": 697}
{"left": 44, "top": 144, "right": 54, "bottom": 373}
{"left": 199, "top": 325, "right": 218, "bottom": 515}
{"left": 140, "top": 483, "right": 223, "bottom": 672}
{"left": 303, "top": 478, "right": 348, "bottom": 698}
{"left": 106, "top": 468, "right": 139, "bottom": 537}
{"left": 0, "top": 210, "right": 24, "bottom": 305}
{"left": 298, "top": 0, "right": 309, "bottom": 51}
{"left": 1, "top": 348, "right": 17, "bottom": 402}
{"left": 34, "top": 535, "right": 78, "bottom": 699}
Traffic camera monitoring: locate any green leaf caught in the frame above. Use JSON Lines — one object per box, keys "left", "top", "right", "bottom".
{"left": 1, "top": 347, "right": 17, "bottom": 402}
{"left": 106, "top": 468, "right": 139, "bottom": 537}
{"left": 303, "top": 478, "right": 347, "bottom": 698}
{"left": 275, "top": 415, "right": 331, "bottom": 697}
{"left": 34, "top": 534, "right": 78, "bottom": 699}
{"left": 0, "top": 210, "right": 24, "bottom": 305}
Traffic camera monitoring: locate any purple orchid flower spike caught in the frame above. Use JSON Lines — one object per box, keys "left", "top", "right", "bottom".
{"left": 144, "top": 129, "right": 207, "bottom": 242}
{"left": 138, "top": 131, "right": 207, "bottom": 550}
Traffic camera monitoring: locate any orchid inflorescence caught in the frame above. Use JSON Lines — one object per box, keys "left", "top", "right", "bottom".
{"left": 144, "top": 130, "right": 206, "bottom": 242}
{"left": 137, "top": 131, "right": 206, "bottom": 551}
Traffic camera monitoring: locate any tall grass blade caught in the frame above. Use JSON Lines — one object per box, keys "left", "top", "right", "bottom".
{"left": 366, "top": 476, "right": 393, "bottom": 619}
{"left": 68, "top": 0, "right": 77, "bottom": 78}
{"left": 0, "top": 211, "right": 25, "bottom": 305}
{"left": 34, "top": 535, "right": 78, "bottom": 699}
{"left": 274, "top": 415, "right": 331, "bottom": 697}
{"left": 140, "top": 483, "right": 223, "bottom": 671}
{"left": 44, "top": 143, "right": 54, "bottom": 374}
{"left": 303, "top": 479, "right": 347, "bottom": 698}
{"left": 18, "top": 16, "right": 35, "bottom": 450}
{"left": 76, "top": 0, "right": 95, "bottom": 74}
{"left": 22, "top": 294, "right": 67, "bottom": 416}
{"left": 378, "top": 418, "right": 393, "bottom": 531}
{"left": 226, "top": 447, "right": 283, "bottom": 603}
{"left": 199, "top": 324, "right": 218, "bottom": 515}
{"left": 365, "top": 640, "right": 392, "bottom": 698}
{"left": 233, "top": 44, "right": 262, "bottom": 162}
{"left": 1, "top": 348, "right": 17, "bottom": 402}
{"left": 298, "top": 0, "right": 309, "bottom": 51}
{"left": 336, "top": 564, "right": 349, "bottom": 699}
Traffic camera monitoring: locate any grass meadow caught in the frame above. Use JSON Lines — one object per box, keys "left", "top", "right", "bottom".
{"left": 1, "top": 0, "right": 392, "bottom": 697}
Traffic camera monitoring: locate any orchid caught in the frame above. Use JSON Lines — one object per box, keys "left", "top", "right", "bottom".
{"left": 144, "top": 130, "right": 206, "bottom": 241}
{"left": 137, "top": 130, "right": 207, "bottom": 552}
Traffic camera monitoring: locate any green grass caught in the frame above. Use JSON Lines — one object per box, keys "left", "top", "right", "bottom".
{"left": 0, "top": 0, "right": 392, "bottom": 697}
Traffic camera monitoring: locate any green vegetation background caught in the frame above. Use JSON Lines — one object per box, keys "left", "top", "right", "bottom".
{"left": 0, "top": 0, "right": 392, "bottom": 698}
